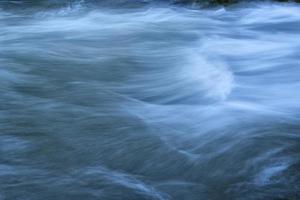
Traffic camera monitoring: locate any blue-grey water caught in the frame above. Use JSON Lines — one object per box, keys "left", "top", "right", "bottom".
{"left": 1, "top": 1, "right": 300, "bottom": 200}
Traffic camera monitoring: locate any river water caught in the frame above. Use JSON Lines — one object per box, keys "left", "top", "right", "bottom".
{"left": 1, "top": 1, "right": 300, "bottom": 200}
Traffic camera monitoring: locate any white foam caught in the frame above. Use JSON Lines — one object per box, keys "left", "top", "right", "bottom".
{"left": 254, "top": 162, "right": 290, "bottom": 186}
{"left": 182, "top": 52, "right": 234, "bottom": 101}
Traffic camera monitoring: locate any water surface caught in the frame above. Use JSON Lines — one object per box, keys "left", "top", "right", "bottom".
{"left": 1, "top": 1, "right": 300, "bottom": 199}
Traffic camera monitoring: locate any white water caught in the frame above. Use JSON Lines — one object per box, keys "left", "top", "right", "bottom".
{"left": 1, "top": 2, "right": 300, "bottom": 200}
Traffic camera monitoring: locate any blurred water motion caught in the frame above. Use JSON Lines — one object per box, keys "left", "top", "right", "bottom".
{"left": 1, "top": 1, "right": 300, "bottom": 199}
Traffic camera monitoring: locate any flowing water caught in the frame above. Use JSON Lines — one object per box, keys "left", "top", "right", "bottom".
{"left": 1, "top": 1, "right": 300, "bottom": 199}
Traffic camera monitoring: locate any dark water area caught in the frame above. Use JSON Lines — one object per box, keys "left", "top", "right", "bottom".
{"left": 1, "top": 1, "right": 300, "bottom": 200}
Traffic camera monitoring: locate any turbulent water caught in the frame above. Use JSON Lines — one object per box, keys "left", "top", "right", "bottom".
{"left": 1, "top": 1, "right": 300, "bottom": 200}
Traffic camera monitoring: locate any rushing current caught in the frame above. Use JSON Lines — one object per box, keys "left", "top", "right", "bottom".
{"left": 1, "top": 1, "right": 300, "bottom": 199}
